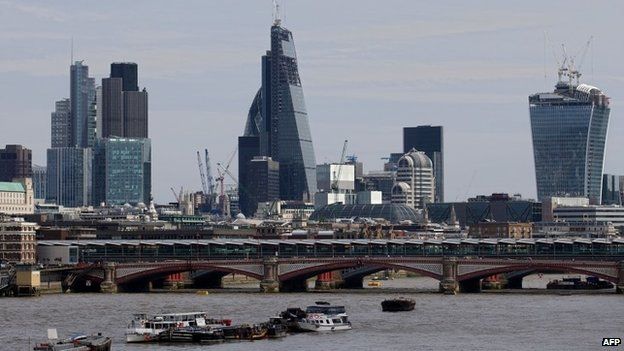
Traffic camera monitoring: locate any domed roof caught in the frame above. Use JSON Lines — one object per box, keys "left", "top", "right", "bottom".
{"left": 310, "top": 203, "right": 421, "bottom": 223}
{"left": 392, "top": 182, "right": 411, "bottom": 194}
{"left": 399, "top": 149, "right": 432, "bottom": 169}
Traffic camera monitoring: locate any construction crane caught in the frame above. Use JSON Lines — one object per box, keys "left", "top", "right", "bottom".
{"left": 213, "top": 147, "right": 238, "bottom": 217}
{"left": 331, "top": 140, "right": 348, "bottom": 192}
{"left": 205, "top": 149, "right": 214, "bottom": 200}
{"left": 197, "top": 151, "right": 209, "bottom": 195}
{"left": 170, "top": 187, "right": 183, "bottom": 203}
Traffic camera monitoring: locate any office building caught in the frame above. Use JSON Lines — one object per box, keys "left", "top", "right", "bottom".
{"left": 70, "top": 61, "right": 96, "bottom": 147}
{"left": 469, "top": 222, "right": 532, "bottom": 239}
{"left": 0, "top": 145, "right": 32, "bottom": 181}
{"left": 542, "top": 196, "right": 589, "bottom": 222}
{"left": 101, "top": 63, "right": 148, "bottom": 138}
{"left": 0, "top": 178, "right": 34, "bottom": 215}
{"left": 245, "top": 156, "right": 280, "bottom": 216}
{"left": 403, "top": 126, "right": 444, "bottom": 202}
{"left": 92, "top": 138, "right": 151, "bottom": 206}
{"left": 553, "top": 206, "right": 624, "bottom": 230}
{"left": 316, "top": 164, "right": 355, "bottom": 193}
{"left": 391, "top": 149, "right": 434, "bottom": 209}
{"left": 32, "top": 165, "right": 46, "bottom": 201}
{"left": 239, "top": 12, "right": 317, "bottom": 203}
{"left": 529, "top": 73, "right": 610, "bottom": 204}
{"left": 362, "top": 171, "right": 395, "bottom": 203}
{"left": 46, "top": 147, "right": 92, "bottom": 207}
{"left": 238, "top": 135, "right": 261, "bottom": 217}
{"left": 51, "top": 99, "right": 71, "bottom": 147}
{"left": 0, "top": 218, "right": 37, "bottom": 264}
{"left": 602, "top": 174, "right": 622, "bottom": 205}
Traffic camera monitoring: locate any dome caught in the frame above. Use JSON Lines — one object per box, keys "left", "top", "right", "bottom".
{"left": 399, "top": 149, "right": 432, "bottom": 169}
{"left": 392, "top": 182, "right": 411, "bottom": 195}
{"left": 310, "top": 203, "right": 421, "bottom": 223}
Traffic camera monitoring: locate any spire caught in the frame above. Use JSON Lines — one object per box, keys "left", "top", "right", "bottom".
{"left": 273, "top": 0, "right": 282, "bottom": 26}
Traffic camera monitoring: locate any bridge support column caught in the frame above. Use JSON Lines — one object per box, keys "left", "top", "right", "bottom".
{"left": 617, "top": 261, "right": 624, "bottom": 294}
{"left": 100, "top": 263, "right": 117, "bottom": 294}
{"left": 439, "top": 257, "right": 458, "bottom": 295}
{"left": 260, "top": 257, "right": 279, "bottom": 293}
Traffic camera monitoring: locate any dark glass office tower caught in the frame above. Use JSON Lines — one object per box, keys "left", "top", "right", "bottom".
{"left": 70, "top": 61, "right": 96, "bottom": 147}
{"left": 602, "top": 174, "right": 621, "bottom": 205}
{"left": 111, "top": 62, "right": 138, "bottom": 92}
{"left": 403, "top": 126, "right": 443, "bottom": 202}
{"left": 529, "top": 80, "right": 610, "bottom": 204}
{"left": 238, "top": 15, "right": 317, "bottom": 206}
{"left": 0, "top": 145, "right": 32, "bottom": 181}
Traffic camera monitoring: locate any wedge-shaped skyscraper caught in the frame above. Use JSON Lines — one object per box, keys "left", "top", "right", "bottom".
{"left": 529, "top": 77, "right": 611, "bottom": 204}
{"left": 239, "top": 14, "right": 317, "bottom": 212}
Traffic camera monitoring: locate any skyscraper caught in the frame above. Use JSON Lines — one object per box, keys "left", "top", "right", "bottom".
{"left": 238, "top": 11, "right": 317, "bottom": 206}
{"left": 0, "top": 145, "right": 32, "bottom": 181}
{"left": 101, "top": 63, "right": 148, "bottom": 138}
{"left": 46, "top": 147, "right": 92, "bottom": 207}
{"left": 403, "top": 126, "right": 443, "bottom": 202}
{"left": 51, "top": 99, "right": 71, "bottom": 148}
{"left": 70, "top": 61, "right": 96, "bottom": 147}
{"left": 391, "top": 149, "right": 434, "bottom": 209}
{"left": 602, "top": 174, "right": 622, "bottom": 205}
{"left": 246, "top": 156, "right": 280, "bottom": 217}
{"left": 529, "top": 75, "right": 610, "bottom": 204}
{"left": 92, "top": 137, "right": 151, "bottom": 205}
{"left": 32, "top": 165, "right": 46, "bottom": 200}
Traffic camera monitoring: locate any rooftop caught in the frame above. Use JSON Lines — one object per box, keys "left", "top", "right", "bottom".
{"left": 0, "top": 182, "right": 25, "bottom": 193}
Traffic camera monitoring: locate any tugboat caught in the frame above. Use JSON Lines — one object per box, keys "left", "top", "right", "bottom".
{"left": 381, "top": 298, "right": 415, "bottom": 312}
{"left": 296, "top": 302, "right": 352, "bottom": 332}
{"left": 33, "top": 330, "right": 111, "bottom": 351}
{"left": 546, "top": 276, "right": 614, "bottom": 290}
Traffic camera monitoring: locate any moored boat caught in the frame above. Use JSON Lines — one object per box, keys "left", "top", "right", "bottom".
{"left": 296, "top": 302, "right": 352, "bottom": 332}
{"left": 381, "top": 298, "right": 415, "bottom": 312}
{"left": 34, "top": 330, "right": 111, "bottom": 351}
{"left": 546, "top": 276, "right": 614, "bottom": 290}
{"left": 125, "top": 312, "right": 230, "bottom": 343}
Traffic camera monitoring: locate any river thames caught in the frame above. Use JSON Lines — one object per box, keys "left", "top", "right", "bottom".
{"left": 1, "top": 276, "right": 621, "bottom": 351}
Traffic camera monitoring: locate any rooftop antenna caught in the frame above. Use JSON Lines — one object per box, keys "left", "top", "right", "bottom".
{"left": 273, "top": 0, "right": 281, "bottom": 25}
{"left": 70, "top": 36, "right": 74, "bottom": 65}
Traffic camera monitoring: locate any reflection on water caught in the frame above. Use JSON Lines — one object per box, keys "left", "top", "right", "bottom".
{"left": 0, "top": 276, "right": 620, "bottom": 351}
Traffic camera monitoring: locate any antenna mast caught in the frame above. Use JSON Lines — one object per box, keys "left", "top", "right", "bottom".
{"left": 273, "top": 0, "right": 281, "bottom": 25}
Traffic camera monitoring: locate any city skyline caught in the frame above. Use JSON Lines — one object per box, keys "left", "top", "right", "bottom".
{"left": 1, "top": 1, "right": 624, "bottom": 203}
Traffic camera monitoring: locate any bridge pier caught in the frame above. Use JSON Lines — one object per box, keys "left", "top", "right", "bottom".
{"left": 260, "top": 257, "right": 280, "bottom": 293}
{"left": 439, "top": 257, "right": 458, "bottom": 295}
{"left": 100, "top": 263, "right": 117, "bottom": 294}
{"left": 617, "top": 261, "right": 624, "bottom": 294}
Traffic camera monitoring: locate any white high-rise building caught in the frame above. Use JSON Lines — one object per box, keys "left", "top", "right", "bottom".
{"left": 391, "top": 149, "right": 434, "bottom": 209}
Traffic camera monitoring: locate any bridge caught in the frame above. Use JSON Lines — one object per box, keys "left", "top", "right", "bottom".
{"left": 38, "top": 238, "right": 624, "bottom": 294}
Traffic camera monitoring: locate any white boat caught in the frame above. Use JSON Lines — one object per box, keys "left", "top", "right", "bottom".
{"left": 125, "top": 312, "right": 230, "bottom": 343}
{"left": 296, "top": 303, "right": 352, "bottom": 332}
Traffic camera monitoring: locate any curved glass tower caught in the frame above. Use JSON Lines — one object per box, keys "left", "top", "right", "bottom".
{"left": 529, "top": 80, "right": 611, "bottom": 204}
{"left": 239, "top": 16, "right": 317, "bottom": 208}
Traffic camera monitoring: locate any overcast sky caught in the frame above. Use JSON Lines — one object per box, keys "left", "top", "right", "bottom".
{"left": 1, "top": 0, "right": 623, "bottom": 203}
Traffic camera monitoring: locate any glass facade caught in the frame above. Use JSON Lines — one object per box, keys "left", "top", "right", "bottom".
{"left": 92, "top": 138, "right": 151, "bottom": 205}
{"left": 46, "top": 147, "right": 92, "bottom": 207}
{"left": 529, "top": 82, "right": 610, "bottom": 204}
{"left": 310, "top": 203, "right": 421, "bottom": 223}
{"left": 239, "top": 21, "right": 317, "bottom": 205}
{"left": 70, "top": 61, "right": 96, "bottom": 148}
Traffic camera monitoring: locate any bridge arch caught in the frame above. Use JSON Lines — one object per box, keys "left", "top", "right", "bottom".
{"left": 458, "top": 262, "right": 619, "bottom": 284}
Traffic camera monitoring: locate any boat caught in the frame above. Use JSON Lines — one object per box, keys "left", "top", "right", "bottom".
{"left": 220, "top": 324, "right": 268, "bottom": 341}
{"left": 125, "top": 312, "right": 231, "bottom": 343}
{"left": 546, "top": 276, "right": 614, "bottom": 290}
{"left": 158, "top": 326, "right": 225, "bottom": 343}
{"left": 367, "top": 281, "right": 382, "bottom": 287}
{"left": 381, "top": 298, "right": 415, "bottom": 312}
{"left": 296, "top": 302, "right": 352, "bottom": 332}
{"left": 267, "top": 317, "right": 288, "bottom": 338}
{"left": 279, "top": 308, "right": 307, "bottom": 332}
{"left": 34, "top": 330, "right": 111, "bottom": 351}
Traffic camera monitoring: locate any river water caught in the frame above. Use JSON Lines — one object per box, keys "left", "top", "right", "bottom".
{"left": 1, "top": 276, "right": 622, "bottom": 351}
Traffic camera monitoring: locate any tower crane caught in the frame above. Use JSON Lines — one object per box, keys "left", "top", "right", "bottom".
{"left": 213, "top": 147, "right": 238, "bottom": 217}
{"left": 331, "top": 139, "right": 348, "bottom": 193}
{"left": 197, "top": 151, "right": 209, "bottom": 195}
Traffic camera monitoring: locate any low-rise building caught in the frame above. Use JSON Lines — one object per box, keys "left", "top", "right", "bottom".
{"left": 0, "top": 218, "right": 37, "bottom": 263}
{"left": 533, "top": 221, "right": 618, "bottom": 239}
{"left": 469, "top": 222, "right": 532, "bottom": 239}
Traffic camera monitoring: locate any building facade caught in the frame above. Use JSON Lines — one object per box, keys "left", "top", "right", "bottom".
{"left": 92, "top": 138, "right": 151, "bottom": 205}
{"left": 0, "top": 179, "right": 34, "bottom": 215}
{"left": 51, "top": 99, "right": 71, "bottom": 148}
{"left": 468, "top": 222, "right": 532, "bottom": 239}
{"left": 102, "top": 63, "right": 148, "bottom": 138}
{"left": 70, "top": 61, "right": 96, "bottom": 148}
{"left": 0, "top": 219, "right": 37, "bottom": 264}
{"left": 46, "top": 147, "right": 92, "bottom": 207}
{"left": 239, "top": 15, "right": 317, "bottom": 203}
{"left": 391, "top": 149, "right": 434, "bottom": 210}
{"left": 553, "top": 206, "right": 624, "bottom": 230}
{"left": 0, "top": 145, "right": 32, "bottom": 182}
{"left": 602, "top": 174, "right": 622, "bottom": 205}
{"left": 32, "top": 165, "right": 46, "bottom": 200}
{"left": 246, "top": 156, "right": 280, "bottom": 217}
{"left": 362, "top": 171, "right": 395, "bottom": 203}
{"left": 403, "top": 126, "right": 444, "bottom": 202}
{"left": 529, "top": 80, "right": 610, "bottom": 204}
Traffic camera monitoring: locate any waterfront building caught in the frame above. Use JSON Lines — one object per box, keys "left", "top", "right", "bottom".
{"left": 239, "top": 11, "right": 317, "bottom": 203}
{"left": 602, "top": 174, "right": 622, "bottom": 205}
{"left": 92, "top": 137, "right": 151, "bottom": 206}
{"left": 391, "top": 149, "right": 434, "bottom": 210}
{"left": 541, "top": 196, "right": 589, "bottom": 222}
{"left": 0, "top": 179, "right": 34, "bottom": 215}
{"left": 427, "top": 193, "right": 542, "bottom": 228}
{"left": 46, "top": 147, "right": 92, "bottom": 207}
{"left": 102, "top": 63, "right": 148, "bottom": 138}
{"left": 403, "top": 126, "right": 444, "bottom": 202}
{"left": 0, "top": 145, "right": 32, "bottom": 181}
{"left": 70, "top": 61, "right": 96, "bottom": 148}
{"left": 0, "top": 218, "right": 37, "bottom": 264}
{"left": 51, "top": 99, "right": 71, "bottom": 147}
{"left": 529, "top": 76, "right": 610, "bottom": 204}
{"left": 533, "top": 221, "right": 618, "bottom": 239}
{"left": 553, "top": 206, "right": 624, "bottom": 232}
{"left": 468, "top": 222, "right": 532, "bottom": 239}
{"left": 32, "top": 165, "right": 46, "bottom": 201}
